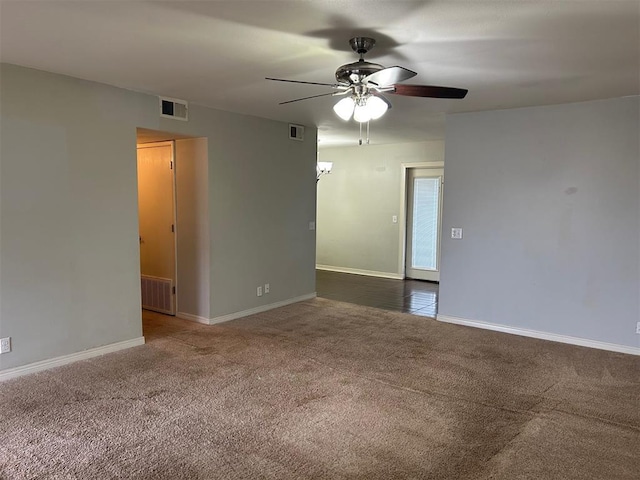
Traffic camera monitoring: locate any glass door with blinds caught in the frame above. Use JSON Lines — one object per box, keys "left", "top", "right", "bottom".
{"left": 405, "top": 168, "right": 444, "bottom": 282}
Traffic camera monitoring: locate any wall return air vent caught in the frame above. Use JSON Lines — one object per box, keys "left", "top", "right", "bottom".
{"left": 289, "top": 124, "right": 305, "bottom": 141}
{"left": 159, "top": 96, "right": 188, "bottom": 121}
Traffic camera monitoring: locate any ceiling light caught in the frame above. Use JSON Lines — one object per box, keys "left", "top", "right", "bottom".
{"left": 353, "top": 101, "right": 372, "bottom": 123}
{"left": 333, "top": 97, "right": 355, "bottom": 121}
{"left": 334, "top": 94, "right": 388, "bottom": 124}
{"left": 352, "top": 95, "right": 389, "bottom": 123}
{"left": 367, "top": 95, "right": 388, "bottom": 119}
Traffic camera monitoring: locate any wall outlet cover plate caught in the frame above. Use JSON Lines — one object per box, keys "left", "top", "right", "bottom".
{"left": 0, "top": 337, "right": 11, "bottom": 354}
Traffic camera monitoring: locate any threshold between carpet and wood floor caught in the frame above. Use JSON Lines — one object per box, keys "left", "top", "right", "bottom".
{"left": 1, "top": 298, "right": 638, "bottom": 479}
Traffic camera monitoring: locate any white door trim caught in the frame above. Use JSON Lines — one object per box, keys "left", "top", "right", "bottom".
{"left": 398, "top": 162, "right": 444, "bottom": 278}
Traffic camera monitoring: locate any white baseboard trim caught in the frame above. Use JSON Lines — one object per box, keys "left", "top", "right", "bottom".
{"left": 437, "top": 314, "right": 640, "bottom": 356}
{"left": 0, "top": 336, "right": 146, "bottom": 382}
{"left": 316, "top": 265, "right": 403, "bottom": 280}
{"left": 176, "top": 312, "right": 210, "bottom": 325}
{"left": 209, "top": 293, "right": 317, "bottom": 325}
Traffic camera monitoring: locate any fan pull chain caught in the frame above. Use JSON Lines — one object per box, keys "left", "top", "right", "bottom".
{"left": 357, "top": 121, "right": 372, "bottom": 145}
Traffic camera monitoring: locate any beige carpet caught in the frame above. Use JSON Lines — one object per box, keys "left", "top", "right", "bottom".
{"left": 1, "top": 298, "right": 638, "bottom": 479}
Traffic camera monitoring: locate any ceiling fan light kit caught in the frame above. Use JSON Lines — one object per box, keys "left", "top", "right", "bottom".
{"left": 267, "top": 37, "right": 468, "bottom": 144}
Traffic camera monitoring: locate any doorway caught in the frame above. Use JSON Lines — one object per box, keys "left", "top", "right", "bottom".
{"left": 405, "top": 167, "right": 444, "bottom": 282}
{"left": 137, "top": 141, "right": 177, "bottom": 315}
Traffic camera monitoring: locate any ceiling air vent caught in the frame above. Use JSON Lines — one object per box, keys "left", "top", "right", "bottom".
{"left": 289, "top": 124, "right": 304, "bottom": 141}
{"left": 159, "top": 96, "right": 188, "bottom": 121}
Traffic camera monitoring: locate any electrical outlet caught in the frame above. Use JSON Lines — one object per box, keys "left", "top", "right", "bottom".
{"left": 309, "top": 221, "right": 316, "bottom": 231}
{"left": 0, "top": 337, "right": 11, "bottom": 354}
{"left": 451, "top": 227, "right": 463, "bottom": 239}
{"left": 264, "top": 283, "right": 270, "bottom": 294}
{"left": 636, "top": 322, "right": 640, "bottom": 334}
{"left": 257, "top": 286, "right": 263, "bottom": 297}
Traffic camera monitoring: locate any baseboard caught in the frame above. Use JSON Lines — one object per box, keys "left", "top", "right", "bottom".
{"left": 436, "top": 314, "right": 640, "bottom": 356}
{"left": 316, "top": 265, "right": 403, "bottom": 280}
{"left": 0, "top": 336, "right": 146, "bottom": 382}
{"left": 209, "top": 293, "right": 317, "bottom": 325}
{"left": 176, "top": 312, "right": 210, "bottom": 325}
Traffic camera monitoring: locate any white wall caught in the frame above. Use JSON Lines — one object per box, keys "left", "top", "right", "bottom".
{"left": 0, "top": 64, "right": 317, "bottom": 371}
{"left": 175, "top": 138, "right": 210, "bottom": 320}
{"left": 317, "top": 142, "right": 444, "bottom": 277}
{"left": 439, "top": 96, "right": 639, "bottom": 350}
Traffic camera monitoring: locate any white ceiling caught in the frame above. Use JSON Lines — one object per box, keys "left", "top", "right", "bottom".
{"left": 1, "top": 1, "right": 638, "bottom": 147}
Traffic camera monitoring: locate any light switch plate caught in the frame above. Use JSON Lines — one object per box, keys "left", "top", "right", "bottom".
{"left": 309, "top": 221, "right": 316, "bottom": 230}
{"left": 451, "top": 227, "right": 463, "bottom": 239}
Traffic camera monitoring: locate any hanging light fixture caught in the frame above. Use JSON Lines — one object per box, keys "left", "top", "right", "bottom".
{"left": 316, "top": 161, "right": 333, "bottom": 182}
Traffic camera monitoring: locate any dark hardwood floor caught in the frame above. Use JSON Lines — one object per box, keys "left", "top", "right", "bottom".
{"left": 316, "top": 270, "right": 438, "bottom": 318}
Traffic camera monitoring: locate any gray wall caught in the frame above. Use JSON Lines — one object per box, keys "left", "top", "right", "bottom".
{"left": 207, "top": 114, "right": 316, "bottom": 318}
{"left": 175, "top": 138, "right": 210, "bottom": 320}
{"left": 0, "top": 64, "right": 317, "bottom": 370}
{"left": 317, "top": 142, "right": 444, "bottom": 276}
{"left": 439, "top": 96, "right": 639, "bottom": 349}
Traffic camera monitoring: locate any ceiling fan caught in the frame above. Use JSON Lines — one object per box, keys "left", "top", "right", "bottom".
{"left": 266, "top": 37, "right": 468, "bottom": 129}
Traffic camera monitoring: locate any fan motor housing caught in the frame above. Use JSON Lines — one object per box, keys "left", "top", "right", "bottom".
{"left": 335, "top": 60, "right": 384, "bottom": 85}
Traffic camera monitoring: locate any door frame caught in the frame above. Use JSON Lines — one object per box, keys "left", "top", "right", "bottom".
{"left": 136, "top": 140, "right": 179, "bottom": 314}
{"left": 397, "top": 161, "right": 444, "bottom": 279}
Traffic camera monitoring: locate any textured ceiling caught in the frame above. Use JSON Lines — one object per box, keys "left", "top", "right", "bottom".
{"left": 1, "top": 1, "right": 638, "bottom": 147}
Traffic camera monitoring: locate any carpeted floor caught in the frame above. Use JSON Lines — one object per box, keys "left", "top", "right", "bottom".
{"left": 1, "top": 298, "right": 638, "bottom": 479}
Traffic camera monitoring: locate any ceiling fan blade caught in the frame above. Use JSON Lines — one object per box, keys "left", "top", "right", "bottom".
{"left": 266, "top": 77, "right": 342, "bottom": 88}
{"left": 364, "top": 66, "right": 417, "bottom": 87}
{"left": 391, "top": 84, "right": 468, "bottom": 99}
{"left": 279, "top": 91, "right": 341, "bottom": 105}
